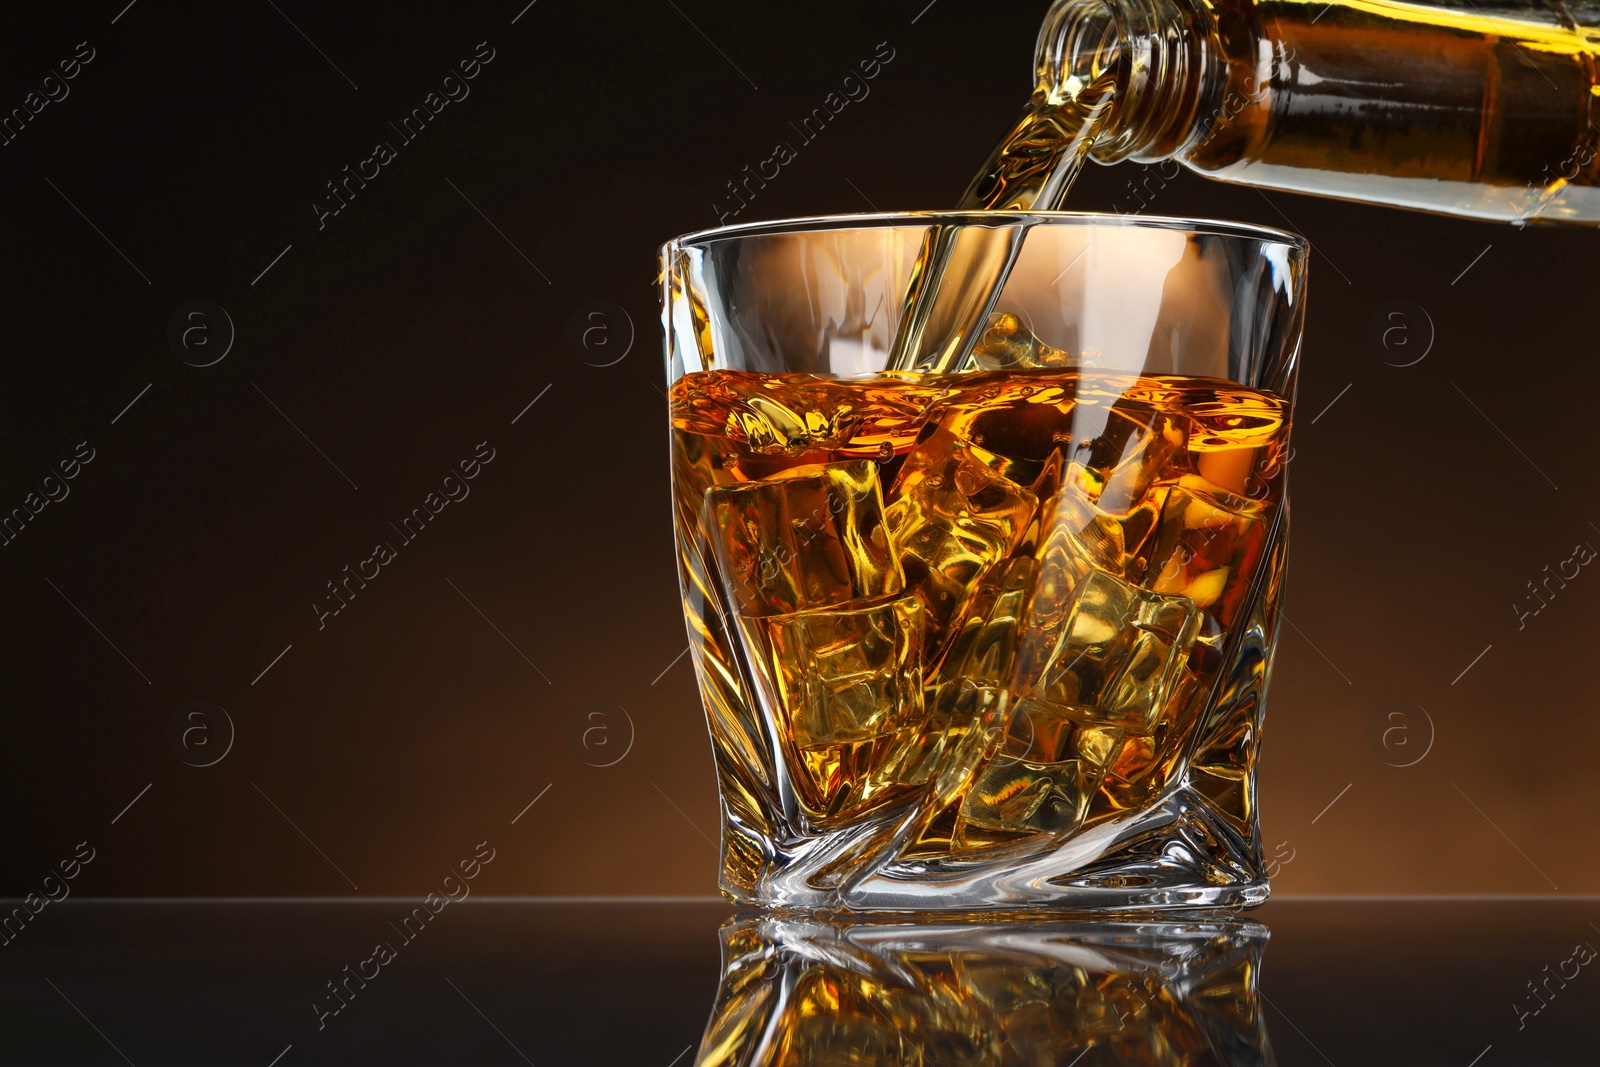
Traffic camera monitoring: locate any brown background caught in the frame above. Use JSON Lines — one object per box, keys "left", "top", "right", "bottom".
{"left": 0, "top": 0, "right": 1592, "bottom": 899}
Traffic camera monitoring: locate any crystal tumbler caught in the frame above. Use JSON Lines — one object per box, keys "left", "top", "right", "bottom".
{"left": 662, "top": 212, "right": 1307, "bottom": 911}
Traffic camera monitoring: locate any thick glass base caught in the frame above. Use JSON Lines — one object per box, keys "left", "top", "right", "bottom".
{"left": 724, "top": 786, "right": 1270, "bottom": 913}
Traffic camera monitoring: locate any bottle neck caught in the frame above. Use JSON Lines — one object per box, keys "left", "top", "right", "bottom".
{"left": 1038, "top": 0, "right": 1213, "bottom": 163}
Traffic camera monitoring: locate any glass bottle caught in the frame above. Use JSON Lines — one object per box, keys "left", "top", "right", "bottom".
{"left": 1039, "top": 0, "right": 1600, "bottom": 223}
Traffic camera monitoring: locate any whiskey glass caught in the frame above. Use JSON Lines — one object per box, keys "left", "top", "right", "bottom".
{"left": 663, "top": 212, "right": 1307, "bottom": 911}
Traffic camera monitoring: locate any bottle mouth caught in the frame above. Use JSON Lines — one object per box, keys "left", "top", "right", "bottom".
{"left": 1036, "top": 0, "right": 1126, "bottom": 107}
{"left": 1036, "top": 0, "right": 1211, "bottom": 164}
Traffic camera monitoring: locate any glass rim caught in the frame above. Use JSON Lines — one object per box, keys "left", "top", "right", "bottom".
{"left": 663, "top": 209, "right": 1309, "bottom": 255}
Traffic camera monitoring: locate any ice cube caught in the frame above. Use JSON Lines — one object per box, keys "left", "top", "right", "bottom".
{"left": 970, "top": 311, "right": 1076, "bottom": 371}
{"left": 765, "top": 595, "right": 925, "bottom": 745}
{"left": 1003, "top": 697, "right": 1125, "bottom": 768}
{"left": 1143, "top": 474, "right": 1266, "bottom": 629}
{"left": 936, "top": 557, "right": 1038, "bottom": 688}
{"left": 1020, "top": 567, "right": 1200, "bottom": 733}
{"left": 1088, "top": 404, "right": 1186, "bottom": 514}
{"left": 1074, "top": 724, "right": 1125, "bottom": 769}
{"left": 678, "top": 374, "right": 946, "bottom": 478}
{"left": 887, "top": 428, "right": 1037, "bottom": 652}
{"left": 1003, "top": 696, "right": 1082, "bottom": 764}
{"left": 957, "top": 755, "right": 1094, "bottom": 844}
{"left": 898, "top": 678, "right": 1014, "bottom": 860}
{"left": 1036, "top": 462, "right": 1167, "bottom": 581}
{"left": 951, "top": 694, "right": 1125, "bottom": 849}
{"left": 915, "top": 676, "right": 1011, "bottom": 794}
{"left": 705, "top": 461, "right": 903, "bottom": 617}
{"left": 727, "top": 391, "right": 858, "bottom": 453}
{"left": 688, "top": 374, "right": 877, "bottom": 457}
{"left": 934, "top": 386, "right": 1079, "bottom": 490}
{"left": 1093, "top": 667, "right": 1202, "bottom": 818}
{"left": 761, "top": 594, "right": 929, "bottom": 823}
{"left": 889, "top": 430, "right": 1039, "bottom": 563}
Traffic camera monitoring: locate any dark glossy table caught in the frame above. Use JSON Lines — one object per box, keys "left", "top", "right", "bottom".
{"left": 0, "top": 899, "right": 1593, "bottom": 1064}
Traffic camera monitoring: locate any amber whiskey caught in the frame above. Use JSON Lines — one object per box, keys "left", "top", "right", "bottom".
{"left": 671, "top": 359, "right": 1288, "bottom": 859}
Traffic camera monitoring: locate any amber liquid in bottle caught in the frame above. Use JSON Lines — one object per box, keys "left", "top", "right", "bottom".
{"left": 1071, "top": 0, "right": 1600, "bottom": 224}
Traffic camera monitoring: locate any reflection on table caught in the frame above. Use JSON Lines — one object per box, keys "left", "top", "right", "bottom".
{"left": 693, "top": 915, "right": 1273, "bottom": 1065}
